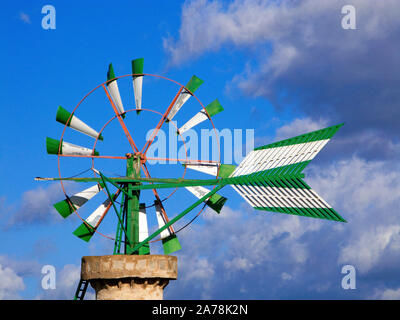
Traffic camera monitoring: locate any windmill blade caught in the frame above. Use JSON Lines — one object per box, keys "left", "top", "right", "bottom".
{"left": 131, "top": 58, "right": 144, "bottom": 114}
{"left": 229, "top": 123, "right": 346, "bottom": 222}
{"left": 137, "top": 203, "right": 150, "bottom": 254}
{"left": 178, "top": 99, "right": 223, "bottom": 135}
{"left": 46, "top": 137, "right": 100, "bottom": 156}
{"left": 56, "top": 106, "right": 103, "bottom": 140}
{"left": 166, "top": 75, "right": 204, "bottom": 122}
{"left": 183, "top": 163, "right": 219, "bottom": 176}
{"left": 73, "top": 194, "right": 115, "bottom": 242}
{"left": 183, "top": 163, "right": 236, "bottom": 178}
{"left": 106, "top": 63, "right": 125, "bottom": 117}
{"left": 155, "top": 200, "right": 182, "bottom": 255}
{"left": 185, "top": 186, "right": 227, "bottom": 213}
{"left": 53, "top": 183, "right": 104, "bottom": 218}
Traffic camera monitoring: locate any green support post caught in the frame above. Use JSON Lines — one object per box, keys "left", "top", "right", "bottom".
{"left": 125, "top": 155, "right": 142, "bottom": 255}
{"left": 113, "top": 192, "right": 126, "bottom": 255}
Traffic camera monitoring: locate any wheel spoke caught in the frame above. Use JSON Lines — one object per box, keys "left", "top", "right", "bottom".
{"left": 102, "top": 84, "right": 140, "bottom": 153}
{"left": 141, "top": 86, "right": 183, "bottom": 155}
{"left": 140, "top": 162, "right": 175, "bottom": 234}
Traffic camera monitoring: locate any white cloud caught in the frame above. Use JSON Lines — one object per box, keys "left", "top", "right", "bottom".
{"left": 373, "top": 287, "right": 400, "bottom": 300}
{"left": 308, "top": 157, "right": 400, "bottom": 217}
{"left": 274, "top": 117, "right": 329, "bottom": 141}
{"left": 0, "top": 264, "right": 25, "bottom": 299}
{"left": 339, "top": 226, "right": 400, "bottom": 274}
{"left": 0, "top": 255, "right": 41, "bottom": 278}
{"left": 165, "top": 0, "right": 400, "bottom": 159}
{"left": 4, "top": 183, "right": 72, "bottom": 227}
{"left": 19, "top": 12, "right": 31, "bottom": 24}
{"left": 165, "top": 0, "right": 400, "bottom": 67}
{"left": 307, "top": 156, "right": 400, "bottom": 274}
{"left": 281, "top": 272, "right": 293, "bottom": 281}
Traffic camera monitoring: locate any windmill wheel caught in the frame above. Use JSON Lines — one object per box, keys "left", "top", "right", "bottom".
{"left": 42, "top": 58, "right": 228, "bottom": 255}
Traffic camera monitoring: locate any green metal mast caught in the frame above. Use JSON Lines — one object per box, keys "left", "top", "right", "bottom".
{"left": 124, "top": 154, "right": 149, "bottom": 255}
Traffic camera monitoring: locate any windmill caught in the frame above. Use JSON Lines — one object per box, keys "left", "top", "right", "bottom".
{"left": 36, "top": 58, "right": 345, "bottom": 300}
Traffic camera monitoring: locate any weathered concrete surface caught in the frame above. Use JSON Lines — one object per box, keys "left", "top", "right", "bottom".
{"left": 81, "top": 255, "right": 177, "bottom": 300}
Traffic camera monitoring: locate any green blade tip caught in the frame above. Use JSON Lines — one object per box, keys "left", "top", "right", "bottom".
{"left": 53, "top": 199, "right": 75, "bottom": 218}
{"left": 46, "top": 137, "right": 62, "bottom": 155}
{"left": 186, "top": 75, "right": 204, "bottom": 93}
{"left": 131, "top": 57, "right": 144, "bottom": 75}
{"left": 162, "top": 234, "right": 182, "bottom": 255}
{"left": 107, "top": 63, "right": 116, "bottom": 82}
{"left": 205, "top": 99, "right": 224, "bottom": 117}
{"left": 73, "top": 222, "right": 95, "bottom": 242}
{"left": 56, "top": 106, "right": 73, "bottom": 126}
{"left": 206, "top": 194, "right": 227, "bottom": 214}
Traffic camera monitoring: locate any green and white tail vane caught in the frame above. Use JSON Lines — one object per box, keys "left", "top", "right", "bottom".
{"left": 229, "top": 123, "right": 345, "bottom": 222}
{"left": 37, "top": 57, "right": 345, "bottom": 281}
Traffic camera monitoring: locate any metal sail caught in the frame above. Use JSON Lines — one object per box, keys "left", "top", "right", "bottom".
{"left": 106, "top": 63, "right": 125, "bottom": 117}
{"left": 56, "top": 106, "right": 103, "bottom": 140}
{"left": 131, "top": 58, "right": 144, "bottom": 114}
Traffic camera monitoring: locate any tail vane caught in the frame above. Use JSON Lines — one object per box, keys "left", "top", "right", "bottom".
{"left": 232, "top": 177, "right": 345, "bottom": 222}
{"left": 231, "top": 123, "right": 343, "bottom": 178}
{"left": 229, "top": 123, "right": 346, "bottom": 222}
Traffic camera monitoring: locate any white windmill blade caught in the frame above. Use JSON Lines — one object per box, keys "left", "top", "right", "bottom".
{"left": 154, "top": 201, "right": 181, "bottom": 255}
{"left": 182, "top": 162, "right": 236, "bottom": 178}
{"left": 73, "top": 195, "right": 113, "bottom": 242}
{"left": 137, "top": 203, "right": 150, "bottom": 254}
{"left": 106, "top": 63, "right": 125, "bottom": 117}
{"left": 183, "top": 162, "right": 219, "bottom": 176}
{"left": 178, "top": 99, "right": 223, "bottom": 135}
{"left": 166, "top": 75, "right": 204, "bottom": 122}
{"left": 53, "top": 183, "right": 104, "bottom": 218}
{"left": 46, "top": 137, "right": 100, "bottom": 156}
{"left": 131, "top": 58, "right": 144, "bottom": 114}
{"left": 185, "top": 185, "right": 227, "bottom": 213}
{"left": 56, "top": 106, "right": 103, "bottom": 140}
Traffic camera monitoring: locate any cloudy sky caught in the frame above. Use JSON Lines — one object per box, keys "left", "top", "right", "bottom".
{"left": 1, "top": 0, "right": 400, "bottom": 299}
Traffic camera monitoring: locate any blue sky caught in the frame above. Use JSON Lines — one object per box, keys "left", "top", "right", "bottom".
{"left": 1, "top": 0, "right": 400, "bottom": 300}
